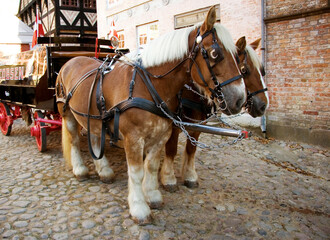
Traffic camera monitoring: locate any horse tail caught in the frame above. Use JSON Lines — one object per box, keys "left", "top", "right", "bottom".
{"left": 62, "top": 117, "right": 73, "bottom": 170}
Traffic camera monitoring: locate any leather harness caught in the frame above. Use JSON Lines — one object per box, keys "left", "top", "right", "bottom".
{"left": 181, "top": 49, "right": 269, "bottom": 115}
{"left": 56, "top": 27, "right": 244, "bottom": 160}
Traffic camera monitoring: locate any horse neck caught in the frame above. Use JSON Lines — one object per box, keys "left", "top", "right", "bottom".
{"left": 146, "top": 60, "right": 191, "bottom": 104}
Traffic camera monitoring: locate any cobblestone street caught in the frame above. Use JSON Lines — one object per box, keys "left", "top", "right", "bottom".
{"left": 0, "top": 119, "right": 329, "bottom": 239}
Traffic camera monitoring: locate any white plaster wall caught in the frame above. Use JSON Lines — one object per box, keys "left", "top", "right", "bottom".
{"left": 98, "top": 0, "right": 227, "bottom": 51}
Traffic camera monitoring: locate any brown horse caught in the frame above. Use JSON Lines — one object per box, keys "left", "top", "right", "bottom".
{"left": 56, "top": 6, "right": 246, "bottom": 224}
{"left": 160, "top": 37, "right": 269, "bottom": 191}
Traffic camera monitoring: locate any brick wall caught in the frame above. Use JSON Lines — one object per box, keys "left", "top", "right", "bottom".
{"left": 265, "top": 0, "right": 330, "bottom": 147}
{"left": 20, "top": 44, "right": 30, "bottom": 52}
{"left": 219, "top": 0, "right": 261, "bottom": 45}
{"left": 266, "top": 0, "right": 328, "bottom": 18}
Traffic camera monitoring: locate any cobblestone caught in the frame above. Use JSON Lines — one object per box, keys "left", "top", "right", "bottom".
{"left": 0, "top": 119, "right": 329, "bottom": 239}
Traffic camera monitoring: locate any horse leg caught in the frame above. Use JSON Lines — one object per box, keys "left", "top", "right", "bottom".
{"left": 160, "top": 127, "right": 180, "bottom": 192}
{"left": 182, "top": 131, "right": 200, "bottom": 188}
{"left": 62, "top": 113, "right": 89, "bottom": 181}
{"left": 143, "top": 144, "right": 164, "bottom": 209}
{"left": 91, "top": 135, "right": 115, "bottom": 183}
{"left": 124, "top": 136, "right": 151, "bottom": 225}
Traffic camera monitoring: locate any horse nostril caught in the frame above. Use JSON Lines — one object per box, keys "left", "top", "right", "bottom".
{"left": 236, "top": 97, "right": 244, "bottom": 109}
{"left": 260, "top": 103, "right": 266, "bottom": 112}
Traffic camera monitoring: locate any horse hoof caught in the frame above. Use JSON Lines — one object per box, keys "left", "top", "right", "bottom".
{"left": 149, "top": 201, "right": 163, "bottom": 209}
{"left": 184, "top": 180, "right": 199, "bottom": 188}
{"left": 75, "top": 175, "right": 89, "bottom": 182}
{"left": 132, "top": 215, "right": 153, "bottom": 226}
{"left": 100, "top": 176, "right": 115, "bottom": 184}
{"left": 162, "top": 184, "right": 179, "bottom": 192}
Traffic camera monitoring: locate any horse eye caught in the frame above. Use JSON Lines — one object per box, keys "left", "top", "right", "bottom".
{"left": 241, "top": 66, "right": 247, "bottom": 74}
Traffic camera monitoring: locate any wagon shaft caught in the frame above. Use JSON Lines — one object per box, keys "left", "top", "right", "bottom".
{"left": 179, "top": 123, "right": 249, "bottom": 138}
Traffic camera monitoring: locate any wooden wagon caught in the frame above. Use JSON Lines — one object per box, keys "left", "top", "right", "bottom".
{"left": 0, "top": 37, "right": 127, "bottom": 151}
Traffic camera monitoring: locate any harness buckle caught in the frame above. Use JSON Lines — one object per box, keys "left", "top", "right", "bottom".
{"left": 201, "top": 48, "right": 208, "bottom": 59}
{"left": 157, "top": 101, "right": 167, "bottom": 109}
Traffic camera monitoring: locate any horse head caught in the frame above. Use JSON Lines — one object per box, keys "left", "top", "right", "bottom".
{"left": 188, "top": 6, "right": 246, "bottom": 115}
{"left": 236, "top": 37, "right": 269, "bottom": 117}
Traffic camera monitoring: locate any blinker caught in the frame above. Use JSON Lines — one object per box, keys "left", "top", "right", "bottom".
{"left": 208, "top": 42, "right": 224, "bottom": 63}
{"left": 260, "top": 66, "right": 266, "bottom": 76}
{"left": 240, "top": 65, "right": 249, "bottom": 76}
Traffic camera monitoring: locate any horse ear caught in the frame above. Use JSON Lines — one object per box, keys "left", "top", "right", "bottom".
{"left": 201, "top": 6, "right": 217, "bottom": 33}
{"left": 250, "top": 38, "right": 261, "bottom": 50}
{"left": 236, "top": 36, "right": 246, "bottom": 54}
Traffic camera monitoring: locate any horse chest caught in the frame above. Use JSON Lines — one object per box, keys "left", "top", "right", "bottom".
{"left": 141, "top": 119, "right": 171, "bottom": 143}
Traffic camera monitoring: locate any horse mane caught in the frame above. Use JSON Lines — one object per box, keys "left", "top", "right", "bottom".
{"left": 245, "top": 45, "right": 262, "bottom": 69}
{"left": 212, "top": 23, "right": 237, "bottom": 56}
{"left": 125, "top": 23, "right": 237, "bottom": 68}
{"left": 246, "top": 44, "right": 269, "bottom": 106}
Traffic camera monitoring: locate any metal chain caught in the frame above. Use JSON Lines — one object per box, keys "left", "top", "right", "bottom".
{"left": 158, "top": 105, "right": 245, "bottom": 149}
{"left": 184, "top": 84, "right": 207, "bottom": 99}
{"left": 156, "top": 83, "right": 249, "bottom": 149}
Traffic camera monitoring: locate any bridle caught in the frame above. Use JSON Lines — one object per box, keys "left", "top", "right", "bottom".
{"left": 238, "top": 50, "right": 268, "bottom": 108}
{"left": 188, "top": 28, "right": 243, "bottom": 102}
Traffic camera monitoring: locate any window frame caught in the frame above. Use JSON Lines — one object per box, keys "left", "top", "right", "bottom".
{"left": 136, "top": 21, "right": 159, "bottom": 51}
{"left": 83, "top": 0, "right": 96, "bottom": 9}
{"left": 61, "top": 0, "right": 79, "bottom": 7}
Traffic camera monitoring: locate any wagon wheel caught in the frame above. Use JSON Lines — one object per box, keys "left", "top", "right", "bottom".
{"left": 33, "top": 111, "right": 47, "bottom": 152}
{"left": 0, "top": 102, "right": 12, "bottom": 136}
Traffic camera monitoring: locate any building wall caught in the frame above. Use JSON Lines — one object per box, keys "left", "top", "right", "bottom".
{"left": 265, "top": 0, "right": 328, "bottom": 18}
{"left": 264, "top": 0, "right": 330, "bottom": 147}
{"left": 21, "top": 44, "right": 31, "bottom": 52}
{"left": 97, "top": 0, "right": 262, "bottom": 51}
{"left": 19, "top": 0, "right": 98, "bottom": 37}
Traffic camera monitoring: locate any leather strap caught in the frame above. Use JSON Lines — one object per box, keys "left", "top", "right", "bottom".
{"left": 247, "top": 88, "right": 268, "bottom": 99}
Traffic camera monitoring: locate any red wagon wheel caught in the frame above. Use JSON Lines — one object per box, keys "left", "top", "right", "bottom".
{"left": 32, "top": 111, "right": 47, "bottom": 152}
{"left": 0, "top": 102, "right": 13, "bottom": 136}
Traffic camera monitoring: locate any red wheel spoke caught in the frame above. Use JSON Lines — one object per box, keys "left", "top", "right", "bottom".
{"left": 0, "top": 103, "right": 13, "bottom": 136}
{"left": 31, "top": 111, "right": 47, "bottom": 152}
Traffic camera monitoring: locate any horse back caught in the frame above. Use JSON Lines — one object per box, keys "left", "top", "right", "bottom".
{"left": 57, "top": 56, "right": 101, "bottom": 91}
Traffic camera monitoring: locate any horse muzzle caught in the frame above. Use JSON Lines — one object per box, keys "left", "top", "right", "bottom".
{"left": 247, "top": 96, "right": 267, "bottom": 118}
{"left": 220, "top": 83, "right": 246, "bottom": 115}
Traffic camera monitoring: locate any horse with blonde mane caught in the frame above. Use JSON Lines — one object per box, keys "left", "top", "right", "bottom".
{"left": 56, "top": 6, "right": 246, "bottom": 224}
{"left": 160, "top": 37, "right": 269, "bottom": 191}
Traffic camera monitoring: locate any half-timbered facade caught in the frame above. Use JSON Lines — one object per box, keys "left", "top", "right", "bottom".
{"left": 18, "top": 0, "right": 98, "bottom": 37}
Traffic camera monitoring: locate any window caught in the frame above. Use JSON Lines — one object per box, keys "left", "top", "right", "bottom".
{"left": 174, "top": 5, "right": 220, "bottom": 29}
{"left": 61, "top": 0, "right": 79, "bottom": 7}
{"left": 108, "top": 0, "right": 121, "bottom": 7}
{"left": 106, "top": 31, "right": 124, "bottom": 48}
{"left": 118, "top": 31, "right": 125, "bottom": 48}
{"left": 84, "top": 0, "right": 96, "bottom": 8}
{"left": 137, "top": 22, "right": 159, "bottom": 50}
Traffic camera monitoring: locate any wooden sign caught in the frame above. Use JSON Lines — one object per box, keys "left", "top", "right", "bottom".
{"left": 174, "top": 5, "right": 220, "bottom": 29}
